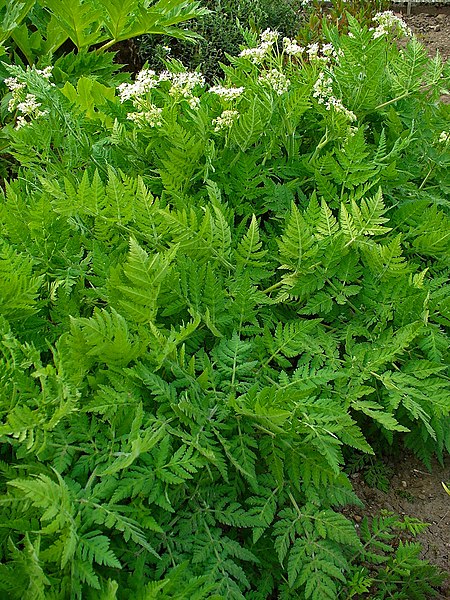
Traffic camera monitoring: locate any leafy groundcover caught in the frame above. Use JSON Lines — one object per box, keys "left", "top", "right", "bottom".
{"left": 0, "top": 11, "right": 449, "bottom": 600}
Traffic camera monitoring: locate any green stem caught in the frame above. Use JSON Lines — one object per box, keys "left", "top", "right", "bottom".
{"left": 98, "top": 38, "right": 118, "bottom": 53}
{"left": 262, "top": 280, "right": 284, "bottom": 295}
{"left": 309, "top": 128, "right": 329, "bottom": 162}
{"left": 375, "top": 92, "right": 410, "bottom": 110}
{"left": 418, "top": 163, "right": 435, "bottom": 190}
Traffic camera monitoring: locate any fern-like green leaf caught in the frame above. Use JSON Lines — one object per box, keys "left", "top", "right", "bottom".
{"left": 69, "top": 308, "right": 139, "bottom": 368}
{"left": 316, "top": 199, "right": 339, "bottom": 239}
{"left": 0, "top": 240, "right": 42, "bottom": 321}
{"left": 79, "top": 531, "right": 121, "bottom": 568}
{"left": 278, "top": 202, "right": 316, "bottom": 272}
{"left": 110, "top": 238, "right": 176, "bottom": 324}
{"left": 235, "top": 214, "right": 268, "bottom": 276}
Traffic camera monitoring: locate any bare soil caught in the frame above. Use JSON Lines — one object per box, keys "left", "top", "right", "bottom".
{"left": 346, "top": 452, "right": 450, "bottom": 597}
{"left": 403, "top": 8, "right": 450, "bottom": 102}
{"left": 403, "top": 10, "right": 450, "bottom": 62}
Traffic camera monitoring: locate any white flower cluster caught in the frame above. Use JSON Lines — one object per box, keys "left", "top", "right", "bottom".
{"left": 117, "top": 69, "right": 160, "bottom": 102}
{"left": 306, "top": 42, "right": 343, "bottom": 65}
{"left": 118, "top": 69, "right": 204, "bottom": 105}
{"left": 212, "top": 109, "right": 239, "bottom": 132}
{"left": 118, "top": 69, "right": 163, "bottom": 124}
{"left": 127, "top": 105, "right": 163, "bottom": 128}
{"left": 239, "top": 46, "right": 268, "bottom": 64}
{"left": 306, "top": 42, "right": 340, "bottom": 63}
{"left": 239, "top": 28, "right": 279, "bottom": 64}
{"left": 168, "top": 71, "right": 206, "bottom": 107}
{"left": 259, "top": 69, "right": 290, "bottom": 95}
{"left": 313, "top": 71, "right": 333, "bottom": 100}
{"left": 4, "top": 77, "right": 26, "bottom": 93}
{"left": 372, "top": 11, "right": 412, "bottom": 39}
{"left": 326, "top": 97, "right": 357, "bottom": 122}
{"left": 313, "top": 71, "right": 357, "bottom": 121}
{"left": 5, "top": 67, "right": 53, "bottom": 129}
{"left": 260, "top": 28, "right": 279, "bottom": 44}
{"left": 438, "top": 131, "right": 449, "bottom": 144}
{"left": 5, "top": 78, "right": 26, "bottom": 112}
{"left": 35, "top": 66, "right": 53, "bottom": 79}
{"left": 208, "top": 85, "right": 245, "bottom": 100}
{"left": 158, "top": 70, "right": 172, "bottom": 82}
{"left": 306, "top": 42, "right": 320, "bottom": 59}
{"left": 282, "top": 37, "right": 304, "bottom": 57}
{"left": 322, "top": 43, "right": 337, "bottom": 59}
{"left": 14, "top": 94, "right": 48, "bottom": 130}
{"left": 118, "top": 67, "right": 205, "bottom": 124}
{"left": 16, "top": 93, "right": 42, "bottom": 115}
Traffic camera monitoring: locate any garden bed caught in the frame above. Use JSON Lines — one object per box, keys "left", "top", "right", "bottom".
{"left": 347, "top": 453, "right": 450, "bottom": 598}
{"left": 0, "top": 2, "right": 449, "bottom": 598}
{"left": 404, "top": 8, "right": 450, "bottom": 61}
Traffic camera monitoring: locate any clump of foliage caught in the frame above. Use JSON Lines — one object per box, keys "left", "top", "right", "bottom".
{"left": 0, "top": 8, "right": 449, "bottom": 599}
{"left": 138, "top": 0, "right": 305, "bottom": 80}
{"left": 298, "top": 0, "right": 391, "bottom": 45}
{"left": 0, "top": 0, "right": 208, "bottom": 64}
{"left": 345, "top": 512, "right": 444, "bottom": 599}
{"left": 346, "top": 453, "right": 394, "bottom": 492}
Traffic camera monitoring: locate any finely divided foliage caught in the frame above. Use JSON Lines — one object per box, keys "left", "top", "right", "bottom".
{"left": 0, "top": 8, "right": 449, "bottom": 600}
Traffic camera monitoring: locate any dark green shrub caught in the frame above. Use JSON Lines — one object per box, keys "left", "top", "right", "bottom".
{"left": 137, "top": 0, "right": 305, "bottom": 80}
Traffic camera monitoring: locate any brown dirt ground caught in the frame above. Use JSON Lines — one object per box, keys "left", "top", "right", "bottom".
{"left": 346, "top": 452, "right": 450, "bottom": 598}
{"left": 403, "top": 9, "right": 450, "bottom": 62}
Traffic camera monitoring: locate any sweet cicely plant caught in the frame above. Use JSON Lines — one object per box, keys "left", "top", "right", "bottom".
{"left": 0, "top": 8, "right": 449, "bottom": 600}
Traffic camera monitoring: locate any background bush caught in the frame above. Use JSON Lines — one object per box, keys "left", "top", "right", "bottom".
{"left": 138, "top": 0, "right": 305, "bottom": 80}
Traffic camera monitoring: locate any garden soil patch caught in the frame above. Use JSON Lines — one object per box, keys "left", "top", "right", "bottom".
{"left": 346, "top": 452, "right": 450, "bottom": 597}
{"left": 404, "top": 9, "right": 450, "bottom": 62}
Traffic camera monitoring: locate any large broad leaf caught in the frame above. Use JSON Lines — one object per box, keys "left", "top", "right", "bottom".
{"left": 40, "top": 0, "right": 208, "bottom": 51}
{"left": 0, "top": 0, "right": 35, "bottom": 44}
{"left": 96, "top": 0, "right": 209, "bottom": 49}
{"left": 41, "top": 0, "right": 104, "bottom": 49}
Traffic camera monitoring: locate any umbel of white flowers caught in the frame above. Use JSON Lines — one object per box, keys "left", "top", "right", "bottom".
{"left": 5, "top": 66, "right": 53, "bottom": 129}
